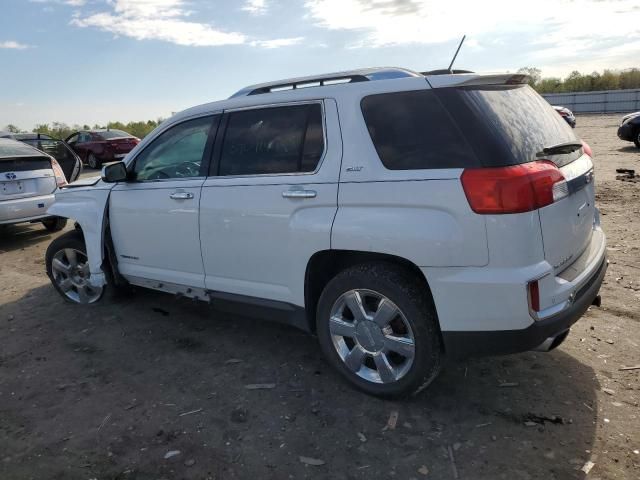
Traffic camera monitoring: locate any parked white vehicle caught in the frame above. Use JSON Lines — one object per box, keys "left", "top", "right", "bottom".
{"left": 0, "top": 138, "right": 69, "bottom": 231}
{"left": 45, "top": 68, "right": 607, "bottom": 397}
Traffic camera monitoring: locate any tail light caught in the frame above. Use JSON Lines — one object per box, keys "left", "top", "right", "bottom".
{"left": 461, "top": 160, "right": 567, "bottom": 214}
{"left": 581, "top": 140, "right": 593, "bottom": 158}
{"left": 528, "top": 279, "right": 540, "bottom": 312}
{"left": 50, "top": 158, "right": 68, "bottom": 187}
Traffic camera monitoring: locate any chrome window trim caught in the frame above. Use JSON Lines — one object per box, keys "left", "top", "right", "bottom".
{"left": 215, "top": 100, "right": 327, "bottom": 179}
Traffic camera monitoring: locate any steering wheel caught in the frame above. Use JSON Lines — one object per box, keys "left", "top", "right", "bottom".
{"left": 175, "top": 161, "right": 200, "bottom": 177}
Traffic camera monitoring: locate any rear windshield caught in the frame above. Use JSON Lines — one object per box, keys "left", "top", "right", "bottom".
{"left": 21, "top": 139, "right": 76, "bottom": 165}
{"left": 0, "top": 141, "right": 41, "bottom": 157}
{"left": 99, "top": 130, "right": 131, "bottom": 139}
{"left": 435, "top": 85, "right": 580, "bottom": 167}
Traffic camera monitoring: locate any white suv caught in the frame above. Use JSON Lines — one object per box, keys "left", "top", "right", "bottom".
{"left": 45, "top": 68, "right": 607, "bottom": 397}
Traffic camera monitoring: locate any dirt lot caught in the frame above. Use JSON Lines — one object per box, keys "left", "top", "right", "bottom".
{"left": 1, "top": 114, "right": 638, "bottom": 480}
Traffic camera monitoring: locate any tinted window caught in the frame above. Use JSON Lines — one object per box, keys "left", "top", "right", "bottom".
{"left": 219, "top": 103, "right": 324, "bottom": 176}
{"left": 361, "top": 90, "right": 477, "bottom": 170}
{"left": 450, "top": 85, "right": 579, "bottom": 167}
{"left": 133, "top": 116, "right": 213, "bottom": 181}
{"left": 67, "top": 134, "right": 79, "bottom": 144}
{"left": 0, "top": 141, "right": 41, "bottom": 157}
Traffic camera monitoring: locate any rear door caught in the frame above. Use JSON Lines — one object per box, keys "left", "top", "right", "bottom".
{"left": 199, "top": 100, "right": 341, "bottom": 307}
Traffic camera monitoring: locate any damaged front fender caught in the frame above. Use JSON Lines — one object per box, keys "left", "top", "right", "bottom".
{"left": 47, "top": 178, "right": 115, "bottom": 288}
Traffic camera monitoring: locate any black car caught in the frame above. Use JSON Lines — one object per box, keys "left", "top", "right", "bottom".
{"left": 617, "top": 111, "right": 640, "bottom": 148}
{"left": 0, "top": 132, "right": 83, "bottom": 182}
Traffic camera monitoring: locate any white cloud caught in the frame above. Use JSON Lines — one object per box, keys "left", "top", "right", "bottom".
{"left": 242, "top": 0, "right": 267, "bottom": 15}
{"left": 250, "top": 36, "right": 304, "bottom": 48}
{"left": 304, "top": 0, "right": 640, "bottom": 50}
{"left": 70, "top": 0, "right": 301, "bottom": 48}
{"left": 0, "top": 41, "right": 31, "bottom": 49}
{"left": 71, "top": 0, "right": 245, "bottom": 46}
{"left": 29, "top": 0, "right": 86, "bottom": 5}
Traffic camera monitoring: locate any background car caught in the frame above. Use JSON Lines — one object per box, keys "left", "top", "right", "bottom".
{"left": 553, "top": 105, "right": 576, "bottom": 128}
{"left": 0, "top": 132, "right": 82, "bottom": 182}
{"left": 65, "top": 129, "right": 139, "bottom": 169}
{"left": 0, "top": 138, "right": 68, "bottom": 231}
{"left": 617, "top": 111, "right": 640, "bottom": 148}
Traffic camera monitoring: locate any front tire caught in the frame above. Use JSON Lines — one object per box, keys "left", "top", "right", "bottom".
{"left": 634, "top": 130, "right": 640, "bottom": 149}
{"left": 42, "top": 217, "right": 67, "bottom": 232}
{"left": 87, "top": 153, "right": 101, "bottom": 169}
{"left": 46, "top": 230, "right": 105, "bottom": 304}
{"left": 316, "top": 263, "right": 442, "bottom": 398}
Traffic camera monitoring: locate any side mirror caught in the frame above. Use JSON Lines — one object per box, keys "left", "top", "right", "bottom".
{"left": 101, "top": 161, "right": 128, "bottom": 183}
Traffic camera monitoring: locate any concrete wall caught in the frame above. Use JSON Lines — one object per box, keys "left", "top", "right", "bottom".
{"left": 542, "top": 89, "right": 640, "bottom": 114}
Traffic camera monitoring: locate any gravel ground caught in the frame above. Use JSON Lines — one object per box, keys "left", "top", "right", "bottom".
{"left": 0, "top": 114, "right": 638, "bottom": 480}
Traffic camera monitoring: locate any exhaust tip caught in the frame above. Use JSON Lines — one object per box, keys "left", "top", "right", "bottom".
{"left": 533, "top": 330, "right": 570, "bottom": 352}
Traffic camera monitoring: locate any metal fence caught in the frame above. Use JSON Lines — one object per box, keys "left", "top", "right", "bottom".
{"left": 542, "top": 89, "right": 640, "bottom": 114}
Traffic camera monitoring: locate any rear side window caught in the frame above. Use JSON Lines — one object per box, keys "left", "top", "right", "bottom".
{"left": 219, "top": 103, "right": 324, "bottom": 176}
{"left": 361, "top": 90, "right": 477, "bottom": 170}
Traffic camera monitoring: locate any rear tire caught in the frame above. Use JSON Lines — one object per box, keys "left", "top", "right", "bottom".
{"left": 46, "top": 230, "right": 106, "bottom": 304}
{"left": 42, "top": 217, "right": 67, "bottom": 232}
{"left": 316, "top": 262, "right": 442, "bottom": 398}
{"left": 87, "top": 153, "right": 101, "bottom": 169}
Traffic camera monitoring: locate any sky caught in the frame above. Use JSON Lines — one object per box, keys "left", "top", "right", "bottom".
{"left": 1, "top": 0, "right": 639, "bottom": 130}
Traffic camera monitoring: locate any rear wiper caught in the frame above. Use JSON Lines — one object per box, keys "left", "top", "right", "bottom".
{"left": 536, "top": 141, "right": 583, "bottom": 157}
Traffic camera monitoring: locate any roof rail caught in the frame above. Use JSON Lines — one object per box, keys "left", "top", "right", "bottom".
{"left": 229, "top": 67, "right": 420, "bottom": 98}
{"left": 248, "top": 74, "right": 369, "bottom": 96}
{"left": 421, "top": 69, "right": 475, "bottom": 75}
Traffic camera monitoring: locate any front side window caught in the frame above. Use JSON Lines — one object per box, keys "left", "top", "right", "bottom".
{"left": 218, "top": 103, "right": 324, "bottom": 176}
{"left": 132, "top": 116, "right": 213, "bottom": 181}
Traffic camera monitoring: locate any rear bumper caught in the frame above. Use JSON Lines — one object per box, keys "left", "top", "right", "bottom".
{"left": 441, "top": 255, "right": 607, "bottom": 358}
{"left": 617, "top": 123, "right": 635, "bottom": 141}
{"left": 0, "top": 194, "right": 56, "bottom": 224}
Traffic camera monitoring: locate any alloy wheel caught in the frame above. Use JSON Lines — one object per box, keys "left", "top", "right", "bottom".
{"left": 329, "top": 289, "right": 415, "bottom": 384}
{"left": 50, "top": 248, "right": 103, "bottom": 304}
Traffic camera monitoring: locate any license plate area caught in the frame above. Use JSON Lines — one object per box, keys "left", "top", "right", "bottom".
{"left": 1, "top": 180, "right": 24, "bottom": 195}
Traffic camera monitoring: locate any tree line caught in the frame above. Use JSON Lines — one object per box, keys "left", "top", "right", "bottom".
{"left": 518, "top": 67, "right": 640, "bottom": 94}
{"left": 3, "top": 119, "right": 165, "bottom": 140}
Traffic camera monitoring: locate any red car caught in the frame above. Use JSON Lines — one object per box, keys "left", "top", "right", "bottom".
{"left": 65, "top": 129, "right": 139, "bottom": 169}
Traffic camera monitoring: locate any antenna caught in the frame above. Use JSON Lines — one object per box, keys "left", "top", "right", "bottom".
{"left": 447, "top": 35, "right": 466, "bottom": 73}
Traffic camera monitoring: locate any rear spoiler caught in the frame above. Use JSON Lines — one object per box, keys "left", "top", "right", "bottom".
{"left": 425, "top": 73, "right": 529, "bottom": 89}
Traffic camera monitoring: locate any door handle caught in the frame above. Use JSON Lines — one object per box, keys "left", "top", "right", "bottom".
{"left": 169, "top": 191, "right": 194, "bottom": 200}
{"left": 282, "top": 188, "right": 317, "bottom": 199}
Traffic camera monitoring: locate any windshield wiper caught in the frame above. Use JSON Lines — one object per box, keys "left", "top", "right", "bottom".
{"left": 536, "top": 141, "right": 583, "bottom": 157}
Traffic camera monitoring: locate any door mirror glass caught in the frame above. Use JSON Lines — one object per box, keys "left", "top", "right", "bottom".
{"left": 101, "top": 161, "right": 128, "bottom": 183}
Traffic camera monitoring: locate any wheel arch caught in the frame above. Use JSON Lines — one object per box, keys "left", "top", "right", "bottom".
{"left": 46, "top": 187, "right": 113, "bottom": 288}
{"left": 304, "top": 249, "right": 438, "bottom": 333}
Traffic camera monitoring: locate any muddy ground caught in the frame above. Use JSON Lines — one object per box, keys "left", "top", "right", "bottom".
{"left": 1, "top": 114, "right": 638, "bottom": 479}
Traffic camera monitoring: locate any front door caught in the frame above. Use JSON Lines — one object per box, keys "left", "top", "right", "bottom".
{"left": 109, "top": 114, "right": 219, "bottom": 288}
{"left": 199, "top": 100, "right": 341, "bottom": 307}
